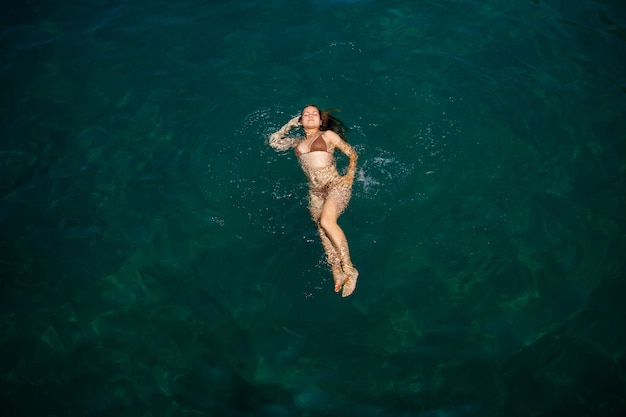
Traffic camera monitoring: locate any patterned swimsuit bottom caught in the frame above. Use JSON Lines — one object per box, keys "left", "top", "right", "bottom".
{"left": 303, "top": 164, "right": 352, "bottom": 220}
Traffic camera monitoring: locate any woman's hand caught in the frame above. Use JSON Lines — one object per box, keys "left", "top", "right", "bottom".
{"left": 341, "top": 172, "right": 355, "bottom": 188}
{"left": 288, "top": 116, "right": 301, "bottom": 128}
{"left": 272, "top": 116, "right": 300, "bottom": 140}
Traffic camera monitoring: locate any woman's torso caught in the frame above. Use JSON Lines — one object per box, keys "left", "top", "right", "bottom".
{"left": 295, "top": 132, "right": 339, "bottom": 185}
{"left": 295, "top": 132, "right": 335, "bottom": 167}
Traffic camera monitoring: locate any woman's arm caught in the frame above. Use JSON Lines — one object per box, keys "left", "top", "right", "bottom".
{"left": 327, "top": 131, "right": 358, "bottom": 179}
{"left": 268, "top": 116, "right": 301, "bottom": 151}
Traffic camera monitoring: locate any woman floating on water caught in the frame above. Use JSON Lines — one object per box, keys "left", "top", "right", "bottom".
{"left": 269, "top": 105, "right": 359, "bottom": 297}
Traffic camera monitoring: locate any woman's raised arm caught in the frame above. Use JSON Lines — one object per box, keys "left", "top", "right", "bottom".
{"left": 268, "top": 116, "right": 301, "bottom": 151}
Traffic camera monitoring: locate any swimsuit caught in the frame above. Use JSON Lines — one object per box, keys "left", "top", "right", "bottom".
{"left": 296, "top": 134, "right": 352, "bottom": 221}
{"left": 294, "top": 132, "right": 329, "bottom": 157}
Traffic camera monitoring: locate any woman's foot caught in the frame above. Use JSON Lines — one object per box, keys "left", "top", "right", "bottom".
{"left": 333, "top": 268, "right": 346, "bottom": 293}
{"left": 340, "top": 267, "right": 358, "bottom": 297}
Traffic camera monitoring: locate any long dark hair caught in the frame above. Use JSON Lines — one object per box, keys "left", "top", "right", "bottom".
{"left": 302, "top": 104, "right": 348, "bottom": 140}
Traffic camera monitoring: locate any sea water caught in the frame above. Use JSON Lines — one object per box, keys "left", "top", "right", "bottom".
{"left": 1, "top": 0, "right": 625, "bottom": 416}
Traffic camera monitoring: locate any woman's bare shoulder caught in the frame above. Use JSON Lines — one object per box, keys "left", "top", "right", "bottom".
{"left": 322, "top": 130, "right": 343, "bottom": 143}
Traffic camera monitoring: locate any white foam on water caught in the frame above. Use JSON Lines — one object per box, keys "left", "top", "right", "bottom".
{"left": 354, "top": 145, "right": 414, "bottom": 201}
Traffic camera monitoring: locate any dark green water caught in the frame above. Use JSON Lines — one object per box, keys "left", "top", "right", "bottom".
{"left": 2, "top": 0, "right": 625, "bottom": 416}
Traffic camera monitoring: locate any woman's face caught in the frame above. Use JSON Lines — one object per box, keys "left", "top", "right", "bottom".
{"left": 301, "top": 106, "right": 321, "bottom": 129}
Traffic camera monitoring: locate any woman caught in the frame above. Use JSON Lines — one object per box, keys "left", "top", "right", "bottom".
{"left": 269, "top": 104, "right": 359, "bottom": 297}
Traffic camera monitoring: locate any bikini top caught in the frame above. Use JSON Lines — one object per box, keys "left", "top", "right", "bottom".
{"left": 295, "top": 133, "right": 329, "bottom": 157}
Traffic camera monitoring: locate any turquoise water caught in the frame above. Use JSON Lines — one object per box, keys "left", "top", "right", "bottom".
{"left": 2, "top": 0, "right": 625, "bottom": 415}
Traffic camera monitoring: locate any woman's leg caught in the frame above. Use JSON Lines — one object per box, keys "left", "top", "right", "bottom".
{"left": 317, "top": 225, "right": 344, "bottom": 290}
{"left": 319, "top": 198, "right": 358, "bottom": 297}
{"left": 309, "top": 193, "right": 344, "bottom": 290}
